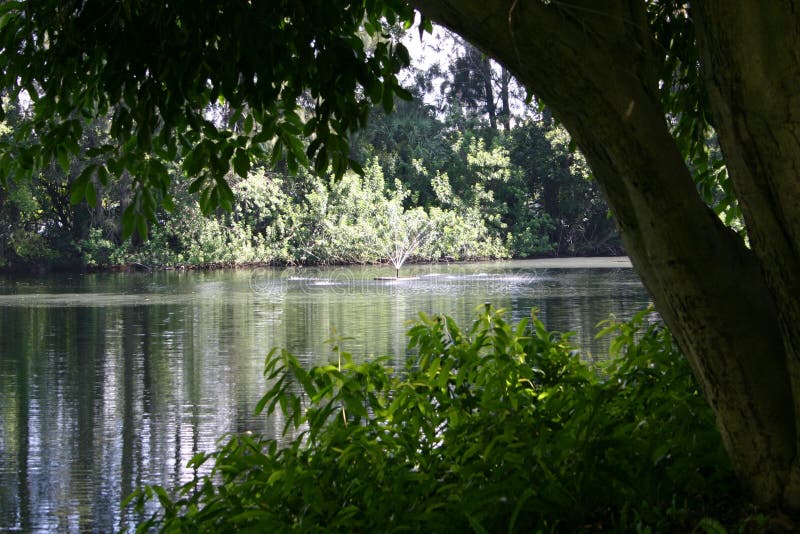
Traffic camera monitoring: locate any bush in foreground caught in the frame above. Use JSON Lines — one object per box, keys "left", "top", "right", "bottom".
{"left": 128, "top": 306, "right": 736, "bottom": 532}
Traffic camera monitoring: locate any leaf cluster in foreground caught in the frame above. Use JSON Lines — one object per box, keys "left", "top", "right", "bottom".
{"left": 128, "top": 306, "right": 737, "bottom": 532}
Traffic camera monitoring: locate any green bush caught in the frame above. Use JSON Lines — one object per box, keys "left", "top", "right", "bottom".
{"left": 128, "top": 307, "right": 734, "bottom": 532}
{"left": 74, "top": 164, "right": 511, "bottom": 269}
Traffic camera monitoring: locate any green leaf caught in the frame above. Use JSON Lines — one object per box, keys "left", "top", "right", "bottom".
{"left": 381, "top": 85, "right": 394, "bottom": 113}
{"left": 56, "top": 148, "right": 70, "bottom": 173}
{"left": 252, "top": 126, "right": 274, "bottom": 144}
{"left": 85, "top": 181, "right": 97, "bottom": 206}
{"left": 394, "top": 86, "right": 413, "bottom": 101}
{"left": 315, "top": 146, "right": 328, "bottom": 174}
{"left": 233, "top": 148, "right": 250, "bottom": 177}
{"left": 464, "top": 513, "right": 489, "bottom": 534}
{"left": 96, "top": 165, "right": 109, "bottom": 186}
{"left": 187, "top": 452, "right": 209, "bottom": 469}
{"left": 162, "top": 194, "right": 175, "bottom": 213}
{"left": 286, "top": 135, "right": 308, "bottom": 166}
{"left": 188, "top": 175, "right": 206, "bottom": 194}
{"left": 695, "top": 518, "right": 728, "bottom": 534}
{"left": 184, "top": 145, "right": 205, "bottom": 176}
{"left": 199, "top": 186, "right": 213, "bottom": 215}
{"left": 302, "top": 117, "right": 318, "bottom": 137}
{"left": 217, "top": 180, "right": 235, "bottom": 211}
{"left": 121, "top": 205, "right": 135, "bottom": 240}
{"left": 269, "top": 138, "right": 283, "bottom": 167}
{"left": 136, "top": 214, "right": 148, "bottom": 239}
{"left": 348, "top": 158, "right": 364, "bottom": 176}
{"left": 69, "top": 181, "right": 86, "bottom": 205}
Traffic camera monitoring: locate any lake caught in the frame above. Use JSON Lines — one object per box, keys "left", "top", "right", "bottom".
{"left": 0, "top": 258, "right": 650, "bottom": 532}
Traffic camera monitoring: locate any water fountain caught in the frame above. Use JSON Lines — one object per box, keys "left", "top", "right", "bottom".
{"left": 373, "top": 205, "right": 433, "bottom": 280}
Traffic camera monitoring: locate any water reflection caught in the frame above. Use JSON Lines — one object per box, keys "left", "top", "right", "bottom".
{"left": 0, "top": 260, "right": 650, "bottom": 532}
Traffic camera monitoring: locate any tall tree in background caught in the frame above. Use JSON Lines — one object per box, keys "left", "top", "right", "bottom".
{"left": 423, "top": 29, "right": 521, "bottom": 131}
{"left": 350, "top": 98, "right": 447, "bottom": 206}
{"left": 446, "top": 43, "right": 497, "bottom": 128}
{"left": 1, "top": 0, "right": 800, "bottom": 510}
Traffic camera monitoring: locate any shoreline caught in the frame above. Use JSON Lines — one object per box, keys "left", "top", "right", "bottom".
{"left": 0, "top": 254, "right": 632, "bottom": 276}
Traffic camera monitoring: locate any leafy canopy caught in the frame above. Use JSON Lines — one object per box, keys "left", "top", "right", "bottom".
{"left": 0, "top": 0, "right": 419, "bottom": 237}
{"left": 0, "top": 1, "right": 741, "bottom": 239}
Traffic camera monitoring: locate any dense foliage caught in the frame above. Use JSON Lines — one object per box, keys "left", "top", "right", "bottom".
{"left": 0, "top": 91, "right": 620, "bottom": 270}
{"left": 0, "top": 6, "right": 622, "bottom": 270}
{"left": 0, "top": 0, "right": 416, "bottom": 230}
{"left": 5, "top": 0, "right": 800, "bottom": 516}
{"left": 128, "top": 307, "right": 735, "bottom": 532}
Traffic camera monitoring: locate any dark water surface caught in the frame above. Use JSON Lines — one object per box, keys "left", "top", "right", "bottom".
{"left": 0, "top": 258, "right": 649, "bottom": 532}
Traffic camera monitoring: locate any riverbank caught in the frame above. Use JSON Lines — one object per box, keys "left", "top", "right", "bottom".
{"left": 0, "top": 254, "right": 633, "bottom": 276}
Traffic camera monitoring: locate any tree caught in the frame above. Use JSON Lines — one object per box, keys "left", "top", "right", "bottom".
{"left": 411, "top": 0, "right": 800, "bottom": 510}
{"left": 0, "top": 98, "right": 118, "bottom": 267}
{"left": 350, "top": 98, "right": 449, "bottom": 206}
{"left": 0, "top": 0, "right": 798, "bottom": 510}
{"left": 0, "top": 0, "right": 415, "bottom": 237}
{"left": 444, "top": 41, "right": 498, "bottom": 128}
{"left": 424, "top": 29, "right": 523, "bottom": 130}
{"left": 509, "top": 119, "right": 621, "bottom": 256}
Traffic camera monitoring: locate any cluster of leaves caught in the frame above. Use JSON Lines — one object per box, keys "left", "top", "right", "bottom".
{"left": 128, "top": 306, "right": 735, "bottom": 532}
{"left": 356, "top": 99, "right": 620, "bottom": 258}
{"left": 0, "top": 7, "right": 620, "bottom": 269}
{"left": 1, "top": 87, "right": 614, "bottom": 269}
{"left": 648, "top": 1, "right": 742, "bottom": 232}
{"left": 78, "top": 162, "right": 507, "bottom": 268}
{"left": 508, "top": 118, "right": 618, "bottom": 256}
{"left": 0, "top": 0, "right": 417, "bottom": 235}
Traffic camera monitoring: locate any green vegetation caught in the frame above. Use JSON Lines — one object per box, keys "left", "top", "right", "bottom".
{"left": 0, "top": 93, "right": 617, "bottom": 270}
{"left": 4, "top": 0, "right": 800, "bottom": 517}
{"left": 128, "top": 306, "right": 738, "bottom": 532}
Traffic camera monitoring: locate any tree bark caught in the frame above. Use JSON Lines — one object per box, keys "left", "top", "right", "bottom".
{"left": 477, "top": 53, "right": 496, "bottom": 129}
{"left": 500, "top": 67, "right": 511, "bottom": 131}
{"left": 693, "top": 0, "right": 800, "bottom": 505}
{"left": 412, "top": 0, "right": 800, "bottom": 509}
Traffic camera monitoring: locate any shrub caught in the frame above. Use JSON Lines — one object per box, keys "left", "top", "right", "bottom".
{"left": 128, "top": 306, "right": 734, "bottom": 532}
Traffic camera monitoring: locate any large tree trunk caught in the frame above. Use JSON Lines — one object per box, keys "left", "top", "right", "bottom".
{"left": 412, "top": 0, "right": 800, "bottom": 509}
{"left": 693, "top": 0, "right": 800, "bottom": 505}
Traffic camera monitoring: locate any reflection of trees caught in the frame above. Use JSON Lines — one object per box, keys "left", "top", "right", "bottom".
{"left": 0, "top": 307, "right": 110, "bottom": 531}
{"left": 0, "top": 267, "right": 650, "bottom": 531}
{"left": 0, "top": 292, "right": 287, "bottom": 531}
{"left": 0, "top": 307, "right": 33, "bottom": 532}
{"left": 521, "top": 269, "right": 651, "bottom": 361}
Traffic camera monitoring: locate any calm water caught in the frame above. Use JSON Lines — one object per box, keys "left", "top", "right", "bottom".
{"left": 0, "top": 258, "right": 649, "bottom": 533}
